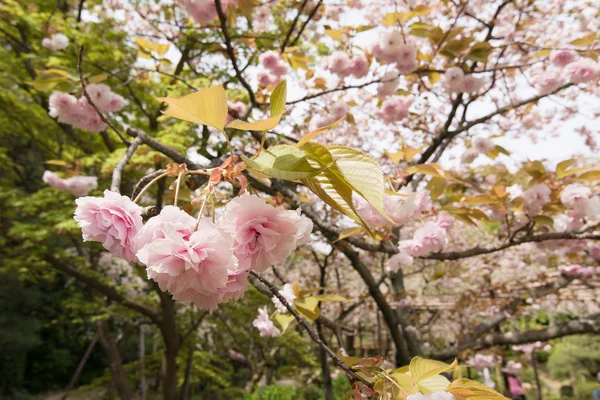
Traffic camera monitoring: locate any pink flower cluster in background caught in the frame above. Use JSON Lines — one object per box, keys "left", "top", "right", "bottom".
{"left": 398, "top": 213, "right": 453, "bottom": 257}
{"left": 74, "top": 192, "right": 313, "bottom": 312}
{"left": 180, "top": 0, "right": 237, "bottom": 25}
{"left": 49, "top": 84, "right": 125, "bottom": 132}
{"left": 533, "top": 50, "right": 600, "bottom": 94}
{"left": 442, "top": 67, "right": 485, "bottom": 94}
{"left": 257, "top": 51, "right": 288, "bottom": 86}
{"left": 323, "top": 51, "right": 370, "bottom": 79}
{"left": 558, "top": 264, "right": 598, "bottom": 277}
{"left": 43, "top": 171, "right": 98, "bottom": 197}
{"left": 521, "top": 184, "right": 551, "bottom": 215}
{"left": 252, "top": 307, "right": 280, "bottom": 337}
{"left": 372, "top": 31, "right": 417, "bottom": 74}
{"left": 354, "top": 190, "right": 432, "bottom": 229}
{"left": 376, "top": 95, "right": 414, "bottom": 123}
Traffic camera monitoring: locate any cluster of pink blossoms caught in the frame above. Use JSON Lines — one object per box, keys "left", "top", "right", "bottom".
{"left": 354, "top": 190, "right": 432, "bottom": 229}
{"left": 560, "top": 183, "right": 600, "bottom": 220}
{"left": 43, "top": 171, "right": 98, "bottom": 197}
{"left": 49, "top": 84, "right": 125, "bottom": 132}
{"left": 257, "top": 51, "right": 288, "bottom": 86}
{"left": 42, "top": 33, "right": 69, "bottom": 51}
{"left": 74, "top": 191, "right": 313, "bottom": 312}
{"left": 461, "top": 137, "right": 495, "bottom": 164}
{"left": 534, "top": 50, "right": 600, "bottom": 94}
{"left": 252, "top": 6, "right": 272, "bottom": 32}
{"left": 323, "top": 51, "right": 370, "bottom": 79}
{"left": 371, "top": 31, "right": 417, "bottom": 74}
{"left": 375, "top": 95, "right": 414, "bottom": 123}
{"left": 558, "top": 264, "right": 599, "bottom": 278}
{"left": 179, "top": 0, "right": 237, "bottom": 25}
{"left": 405, "top": 392, "right": 455, "bottom": 400}
{"left": 442, "top": 67, "right": 485, "bottom": 94}
{"left": 252, "top": 307, "right": 280, "bottom": 337}
{"left": 521, "top": 184, "right": 551, "bottom": 215}
{"left": 377, "top": 71, "right": 400, "bottom": 97}
{"left": 466, "top": 354, "right": 498, "bottom": 370}
{"left": 398, "top": 214, "right": 453, "bottom": 258}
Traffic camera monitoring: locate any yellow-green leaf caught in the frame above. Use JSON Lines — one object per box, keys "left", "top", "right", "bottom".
{"left": 467, "top": 42, "right": 493, "bottom": 62}
{"left": 297, "top": 117, "right": 345, "bottom": 147}
{"left": 311, "top": 294, "right": 350, "bottom": 302}
{"left": 576, "top": 170, "right": 600, "bottom": 181}
{"left": 447, "top": 378, "right": 509, "bottom": 399}
{"left": 227, "top": 114, "right": 282, "bottom": 131}
{"left": 336, "top": 226, "right": 365, "bottom": 242}
{"left": 327, "top": 145, "right": 392, "bottom": 224}
{"left": 135, "top": 38, "right": 170, "bottom": 56}
{"left": 295, "top": 296, "right": 320, "bottom": 322}
{"left": 270, "top": 80, "right": 287, "bottom": 117}
{"left": 274, "top": 313, "right": 295, "bottom": 333}
{"left": 88, "top": 73, "right": 109, "bottom": 83}
{"left": 156, "top": 85, "right": 228, "bottom": 130}
{"left": 324, "top": 29, "right": 345, "bottom": 41}
{"left": 418, "top": 374, "right": 451, "bottom": 394}
{"left": 409, "top": 357, "right": 458, "bottom": 384}
{"left": 241, "top": 145, "right": 318, "bottom": 180}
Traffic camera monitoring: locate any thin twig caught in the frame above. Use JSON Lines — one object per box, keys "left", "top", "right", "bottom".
{"left": 249, "top": 271, "right": 372, "bottom": 387}
{"left": 77, "top": 45, "right": 130, "bottom": 145}
{"left": 111, "top": 136, "right": 144, "bottom": 193}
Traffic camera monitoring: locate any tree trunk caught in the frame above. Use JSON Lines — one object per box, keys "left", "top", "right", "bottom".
{"left": 139, "top": 325, "right": 146, "bottom": 400}
{"left": 531, "top": 352, "right": 543, "bottom": 400}
{"left": 96, "top": 319, "right": 138, "bottom": 400}
{"left": 180, "top": 348, "right": 194, "bottom": 400}
{"left": 157, "top": 291, "right": 181, "bottom": 400}
{"left": 61, "top": 334, "right": 98, "bottom": 399}
{"left": 316, "top": 320, "right": 333, "bottom": 400}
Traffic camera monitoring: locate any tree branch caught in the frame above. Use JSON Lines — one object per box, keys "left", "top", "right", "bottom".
{"left": 111, "top": 136, "right": 143, "bottom": 192}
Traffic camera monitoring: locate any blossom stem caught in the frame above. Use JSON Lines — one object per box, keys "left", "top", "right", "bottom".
{"left": 173, "top": 169, "right": 184, "bottom": 207}
{"left": 133, "top": 171, "right": 169, "bottom": 204}
{"left": 194, "top": 195, "right": 210, "bottom": 231}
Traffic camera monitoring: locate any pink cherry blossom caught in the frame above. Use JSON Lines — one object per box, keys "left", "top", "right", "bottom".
{"left": 565, "top": 58, "right": 600, "bottom": 83}
{"left": 347, "top": 55, "right": 370, "bottom": 78}
{"left": 472, "top": 137, "right": 495, "bottom": 154}
{"left": 253, "top": 6, "right": 272, "bottom": 32}
{"left": 461, "top": 74, "right": 485, "bottom": 93}
{"left": 406, "top": 392, "right": 455, "bottom": 400}
{"left": 533, "top": 71, "right": 564, "bottom": 94}
{"left": 252, "top": 307, "right": 280, "bottom": 337}
{"left": 503, "top": 360, "right": 522, "bottom": 374}
{"left": 218, "top": 194, "right": 311, "bottom": 272}
{"left": 257, "top": 70, "right": 279, "bottom": 86}
{"left": 399, "top": 221, "right": 448, "bottom": 257}
{"left": 376, "top": 96, "right": 414, "bottom": 123}
{"left": 395, "top": 44, "right": 418, "bottom": 74}
{"left": 549, "top": 49, "right": 578, "bottom": 67}
{"left": 560, "top": 183, "right": 592, "bottom": 209}
{"left": 43, "top": 171, "right": 98, "bottom": 196}
{"left": 461, "top": 148, "right": 479, "bottom": 164}
{"left": 325, "top": 51, "right": 352, "bottom": 77}
{"left": 443, "top": 67, "right": 465, "bottom": 93}
{"left": 466, "top": 354, "right": 497, "bottom": 370}
{"left": 138, "top": 217, "right": 238, "bottom": 312}
{"left": 379, "top": 31, "right": 404, "bottom": 54}
{"left": 74, "top": 190, "right": 143, "bottom": 262}
{"left": 521, "top": 184, "right": 551, "bottom": 215}
{"left": 271, "top": 283, "right": 296, "bottom": 313}
{"left": 386, "top": 253, "right": 414, "bottom": 273}
{"left": 259, "top": 51, "right": 282, "bottom": 70}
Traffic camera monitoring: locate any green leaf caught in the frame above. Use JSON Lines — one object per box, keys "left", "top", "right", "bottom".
{"left": 135, "top": 37, "right": 170, "bottom": 55}
{"left": 467, "top": 42, "right": 493, "bottom": 62}
{"left": 409, "top": 357, "right": 458, "bottom": 384}
{"left": 576, "top": 170, "right": 600, "bottom": 181}
{"left": 156, "top": 86, "right": 228, "bottom": 131}
{"left": 241, "top": 145, "right": 319, "bottom": 180}
{"left": 270, "top": 80, "right": 287, "bottom": 117}
{"left": 311, "top": 294, "right": 350, "bottom": 302}
{"left": 326, "top": 145, "right": 392, "bottom": 224}
{"left": 296, "top": 117, "right": 345, "bottom": 146}
{"left": 418, "top": 374, "right": 451, "bottom": 393}
{"left": 447, "top": 379, "right": 509, "bottom": 399}
{"left": 227, "top": 114, "right": 282, "bottom": 131}
{"left": 532, "top": 215, "right": 554, "bottom": 226}
{"left": 410, "top": 22, "right": 440, "bottom": 38}
{"left": 295, "top": 296, "right": 320, "bottom": 322}
{"left": 274, "top": 313, "right": 295, "bottom": 333}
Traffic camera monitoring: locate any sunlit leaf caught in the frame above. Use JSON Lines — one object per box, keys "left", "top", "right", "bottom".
{"left": 311, "top": 294, "right": 350, "bottom": 302}
{"left": 336, "top": 226, "right": 365, "bottom": 242}
{"left": 409, "top": 357, "right": 458, "bottom": 384}
{"left": 325, "top": 29, "right": 345, "bottom": 41}
{"left": 576, "top": 170, "right": 600, "bottom": 181}
{"left": 270, "top": 80, "right": 287, "bottom": 117}
{"left": 156, "top": 85, "right": 228, "bottom": 130}
{"left": 296, "top": 117, "right": 345, "bottom": 146}
{"left": 135, "top": 38, "right": 170, "bottom": 56}
{"left": 227, "top": 114, "right": 282, "bottom": 131}
{"left": 274, "top": 312, "right": 295, "bottom": 333}
{"left": 447, "top": 379, "right": 509, "bottom": 399}
{"left": 467, "top": 42, "right": 493, "bottom": 62}
{"left": 241, "top": 145, "right": 319, "bottom": 180}
{"left": 418, "top": 374, "right": 451, "bottom": 393}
